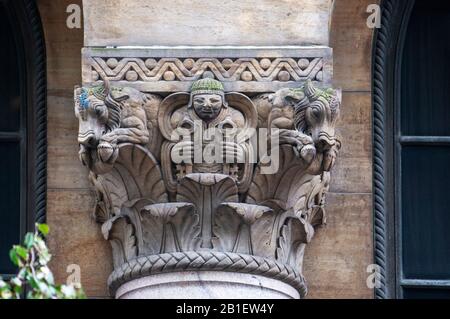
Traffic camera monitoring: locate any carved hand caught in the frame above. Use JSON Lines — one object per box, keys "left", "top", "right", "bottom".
{"left": 278, "top": 129, "right": 316, "bottom": 164}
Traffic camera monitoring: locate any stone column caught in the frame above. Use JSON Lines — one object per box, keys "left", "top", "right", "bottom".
{"left": 75, "top": 0, "right": 341, "bottom": 299}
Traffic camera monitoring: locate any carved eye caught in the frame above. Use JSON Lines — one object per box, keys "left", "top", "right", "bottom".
{"left": 181, "top": 122, "right": 192, "bottom": 130}
{"left": 310, "top": 107, "right": 322, "bottom": 119}
{"left": 285, "top": 96, "right": 300, "bottom": 106}
{"left": 95, "top": 106, "right": 105, "bottom": 116}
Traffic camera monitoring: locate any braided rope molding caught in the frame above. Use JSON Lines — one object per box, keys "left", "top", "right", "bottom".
{"left": 373, "top": 0, "right": 414, "bottom": 299}
{"left": 372, "top": 0, "right": 394, "bottom": 300}
{"left": 108, "top": 251, "right": 308, "bottom": 298}
{"left": 24, "top": 0, "right": 47, "bottom": 224}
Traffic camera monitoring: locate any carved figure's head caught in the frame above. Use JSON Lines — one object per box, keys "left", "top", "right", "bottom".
{"left": 268, "top": 80, "right": 341, "bottom": 171}
{"left": 188, "top": 78, "right": 227, "bottom": 122}
{"left": 74, "top": 81, "right": 123, "bottom": 167}
{"left": 74, "top": 81, "right": 112, "bottom": 149}
{"left": 271, "top": 81, "right": 341, "bottom": 150}
{"left": 299, "top": 80, "right": 341, "bottom": 153}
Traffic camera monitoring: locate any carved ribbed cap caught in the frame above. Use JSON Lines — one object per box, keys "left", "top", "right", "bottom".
{"left": 191, "top": 78, "right": 224, "bottom": 96}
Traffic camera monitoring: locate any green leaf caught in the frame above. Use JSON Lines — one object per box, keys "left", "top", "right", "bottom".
{"left": 14, "top": 246, "right": 28, "bottom": 260}
{"left": 1, "top": 289, "right": 13, "bottom": 299}
{"left": 0, "top": 279, "right": 10, "bottom": 290}
{"left": 37, "top": 224, "right": 49, "bottom": 236}
{"left": 13, "top": 284, "right": 22, "bottom": 296}
{"left": 28, "top": 277, "right": 39, "bottom": 290}
{"left": 1, "top": 221, "right": 86, "bottom": 299}
{"left": 24, "top": 233, "right": 35, "bottom": 248}
{"left": 10, "top": 277, "right": 22, "bottom": 288}
{"left": 38, "top": 251, "right": 51, "bottom": 265}
{"left": 17, "top": 268, "right": 26, "bottom": 280}
{"left": 60, "top": 285, "right": 76, "bottom": 298}
{"left": 9, "top": 249, "right": 19, "bottom": 266}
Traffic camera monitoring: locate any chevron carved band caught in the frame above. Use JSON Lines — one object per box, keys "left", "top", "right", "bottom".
{"left": 82, "top": 47, "right": 333, "bottom": 93}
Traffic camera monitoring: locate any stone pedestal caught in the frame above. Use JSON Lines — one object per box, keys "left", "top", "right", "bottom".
{"left": 115, "top": 272, "right": 300, "bottom": 299}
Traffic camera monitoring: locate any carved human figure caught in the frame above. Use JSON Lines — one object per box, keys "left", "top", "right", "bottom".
{"left": 165, "top": 78, "right": 252, "bottom": 181}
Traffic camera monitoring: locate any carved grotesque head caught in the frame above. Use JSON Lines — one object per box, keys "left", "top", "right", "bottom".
{"left": 189, "top": 78, "right": 227, "bottom": 122}
{"left": 301, "top": 80, "right": 341, "bottom": 153}
{"left": 74, "top": 82, "right": 110, "bottom": 149}
{"left": 74, "top": 81, "right": 124, "bottom": 168}
{"left": 270, "top": 81, "right": 340, "bottom": 150}
{"left": 268, "top": 80, "right": 341, "bottom": 171}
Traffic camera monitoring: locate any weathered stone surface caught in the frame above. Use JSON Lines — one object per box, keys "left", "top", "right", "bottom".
{"left": 82, "top": 47, "right": 334, "bottom": 92}
{"left": 47, "top": 190, "right": 112, "bottom": 297}
{"left": 338, "top": 92, "right": 372, "bottom": 159}
{"left": 304, "top": 193, "right": 373, "bottom": 299}
{"left": 48, "top": 144, "right": 92, "bottom": 189}
{"left": 330, "top": 0, "right": 379, "bottom": 91}
{"left": 330, "top": 92, "right": 372, "bottom": 193}
{"left": 47, "top": 95, "right": 91, "bottom": 189}
{"left": 39, "top": 0, "right": 83, "bottom": 91}
{"left": 330, "top": 157, "right": 372, "bottom": 193}
{"left": 83, "top": 0, "right": 333, "bottom": 47}
{"left": 116, "top": 272, "right": 300, "bottom": 299}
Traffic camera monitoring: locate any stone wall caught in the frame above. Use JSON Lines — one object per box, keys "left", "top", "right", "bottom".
{"left": 83, "top": 0, "right": 332, "bottom": 46}
{"left": 304, "top": 0, "right": 375, "bottom": 299}
{"left": 39, "top": 0, "right": 112, "bottom": 298}
{"left": 39, "top": 0, "right": 375, "bottom": 298}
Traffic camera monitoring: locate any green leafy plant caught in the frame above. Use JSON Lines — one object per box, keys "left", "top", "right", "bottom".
{"left": 0, "top": 224, "right": 86, "bottom": 299}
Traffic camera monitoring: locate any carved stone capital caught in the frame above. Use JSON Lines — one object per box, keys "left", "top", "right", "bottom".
{"left": 75, "top": 47, "right": 341, "bottom": 299}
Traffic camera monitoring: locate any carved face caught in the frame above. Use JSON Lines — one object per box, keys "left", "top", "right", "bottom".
{"left": 304, "top": 96, "right": 340, "bottom": 152}
{"left": 269, "top": 88, "right": 305, "bottom": 109}
{"left": 74, "top": 87, "right": 108, "bottom": 149}
{"left": 274, "top": 84, "right": 341, "bottom": 153}
{"left": 192, "top": 94, "right": 223, "bottom": 121}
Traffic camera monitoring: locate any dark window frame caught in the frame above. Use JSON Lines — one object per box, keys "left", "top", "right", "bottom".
{"left": 372, "top": 0, "right": 414, "bottom": 299}
{"left": 0, "top": 0, "right": 47, "bottom": 278}
{"left": 373, "top": 0, "right": 450, "bottom": 298}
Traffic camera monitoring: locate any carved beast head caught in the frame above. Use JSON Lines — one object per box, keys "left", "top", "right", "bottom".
{"left": 74, "top": 81, "right": 123, "bottom": 168}
{"left": 268, "top": 80, "right": 341, "bottom": 150}
{"left": 74, "top": 81, "right": 120, "bottom": 149}
{"left": 268, "top": 80, "right": 341, "bottom": 171}
{"left": 297, "top": 80, "right": 341, "bottom": 153}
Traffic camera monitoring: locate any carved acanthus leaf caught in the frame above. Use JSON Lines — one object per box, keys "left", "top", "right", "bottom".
{"left": 213, "top": 203, "right": 273, "bottom": 254}
{"left": 139, "top": 202, "right": 199, "bottom": 253}
{"left": 102, "top": 215, "right": 137, "bottom": 269}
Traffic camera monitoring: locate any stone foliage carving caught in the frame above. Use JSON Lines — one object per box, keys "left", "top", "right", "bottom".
{"left": 75, "top": 62, "right": 341, "bottom": 298}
